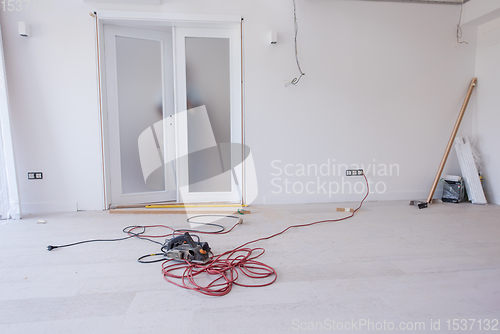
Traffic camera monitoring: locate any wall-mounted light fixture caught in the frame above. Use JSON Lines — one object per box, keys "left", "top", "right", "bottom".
{"left": 18, "top": 22, "right": 30, "bottom": 38}
{"left": 269, "top": 31, "right": 277, "bottom": 44}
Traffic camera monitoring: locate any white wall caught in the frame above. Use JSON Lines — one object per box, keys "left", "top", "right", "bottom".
{"left": 462, "top": 0, "right": 500, "bottom": 26}
{"left": 473, "top": 17, "right": 500, "bottom": 205}
{"left": 0, "top": 0, "right": 478, "bottom": 213}
{"left": 0, "top": 1, "right": 103, "bottom": 213}
{"left": 461, "top": 0, "right": 500, "bottom": 205}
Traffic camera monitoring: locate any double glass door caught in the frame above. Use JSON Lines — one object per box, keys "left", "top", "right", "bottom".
{"left": 103, "top": 24, "right": 242, "bottom": 206}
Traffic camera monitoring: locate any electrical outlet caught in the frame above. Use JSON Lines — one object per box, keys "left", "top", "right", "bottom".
{"left": 346, "top": 169, "right": 364, "bottom": 176}
{"left": 28, "top": 172, "right": 43, "bottom": 180}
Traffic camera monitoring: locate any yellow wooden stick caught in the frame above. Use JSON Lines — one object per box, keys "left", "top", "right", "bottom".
{"left": 145, "top": 204, "right": 248, "bottom": 208}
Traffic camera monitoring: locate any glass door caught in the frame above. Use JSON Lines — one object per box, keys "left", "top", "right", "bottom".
{"left": 174, "top": 27, "right": 243, "bottom": 203}
{"left": 104, "top": 25, "right": 176, "bottom": 206}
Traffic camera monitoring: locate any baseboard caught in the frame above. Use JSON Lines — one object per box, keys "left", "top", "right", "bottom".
{"left": 21, "top": 202, "right": 78, "bottom": 215}
{"left": 261, "top": 190, "right": 445, "bottom": 205}
{"left": 484, "top": 192, "right": 500, "bottom": 205}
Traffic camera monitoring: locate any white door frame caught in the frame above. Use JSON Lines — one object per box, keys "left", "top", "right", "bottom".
{"left": 96, "top": 12, "right": 243, "bottom": 208}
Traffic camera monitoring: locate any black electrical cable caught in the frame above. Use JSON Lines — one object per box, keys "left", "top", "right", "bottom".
{"left": 187, "top": 214, "right": 241, "bottom": 224}
{"left": 286, "top": 0, "right": 306, "bottom": 87}
{"left": 47, "top": 226, "right": 152, "bottom": 251}
{"left": 176, "top": 215, "right": 241, "bottom": 235}
{"left": 48, "top": 225, "right": 181, "bottom": 251}
{"left": 47, "top": 216, "right": 242, "bottom": 256}
{"left": 46, "top": 215, "right": 243, "bottom": 276}
{"left": 138, "top": 253, "right": 168, "bottom": 264}
{"left": 457, "top": 0, "right": 468, "bottom": 45}
{"left": 123, "top": 226, "right": 165, "bottom": 246}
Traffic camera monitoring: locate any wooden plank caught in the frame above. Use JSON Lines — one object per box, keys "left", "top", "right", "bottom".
{"left": 109, "top": 209, "right": 250, "bottom": 215}
{"left": 110, "top": 201, "right": 176, "bottom": 209}
{"left": 425, "top": 78, "right": 477, "bottom": 204}
{"left": 146, "top": 204, "right": 248, "bottom": 208}
{"left": 336, "top": 208, "right": 354, "bottom": 213}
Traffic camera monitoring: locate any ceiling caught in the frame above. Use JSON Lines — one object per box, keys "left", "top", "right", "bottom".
{"left": 360, "top": 0, "right": 470, "bottom": 4}
{"left": 83, "top": 0, "right": 163, "bottom": 4}
{"left": 83, "top": 0, "right": 471, "bottom": 3}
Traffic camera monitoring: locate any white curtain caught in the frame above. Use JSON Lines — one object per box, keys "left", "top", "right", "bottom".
{"left": 0, "top": 25, "right": 20, "bottom": 219}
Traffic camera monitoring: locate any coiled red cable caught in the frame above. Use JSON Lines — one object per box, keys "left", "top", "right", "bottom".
{"left": 162, "top": 247, "right": 277, "bottom": 296}
{"left": 161, "top": 175, "right": 369, "bottom": 296}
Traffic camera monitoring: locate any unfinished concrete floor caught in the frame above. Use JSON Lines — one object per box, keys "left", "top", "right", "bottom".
{"left": 0, "top": 201, "right": 499, "bottom": 333}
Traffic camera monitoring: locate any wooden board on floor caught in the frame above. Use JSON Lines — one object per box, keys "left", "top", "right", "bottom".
{"left": 145, "top": 204, "right": 248, "bottom": 208}
{"left": 109, "top": 209, "right": 250, "bottom": 215}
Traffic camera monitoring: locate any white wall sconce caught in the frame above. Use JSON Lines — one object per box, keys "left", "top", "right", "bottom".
{"left": 269, "top": 31, "right": 277, "bottom": 44}
{"left": 19, "top": 22, "right": 30, "bottom": 38}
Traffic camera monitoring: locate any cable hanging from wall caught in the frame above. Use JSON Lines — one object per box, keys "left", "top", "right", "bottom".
{"left": 286, "top": 0, "right": 306, "bottom": 87}
{"left": 456, "top": 0, "right": 468, "bottom": 45}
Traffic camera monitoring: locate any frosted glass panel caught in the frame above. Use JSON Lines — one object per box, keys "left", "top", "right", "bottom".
{"left": 185, "top": 37, "right": 231, "bottom": 193}
{"left": 116, "top": 36, "right": 165, "bottom": 194}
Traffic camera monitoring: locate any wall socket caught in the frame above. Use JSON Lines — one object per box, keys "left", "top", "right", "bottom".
{"left": 28, "top": 172, "right": 43, "bottom": 180}
{"left": 346, "top": 169, "right": 364, "bottom": 176}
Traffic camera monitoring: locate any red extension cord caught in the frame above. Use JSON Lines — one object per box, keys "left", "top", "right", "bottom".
{"left": 161, "top": 174, "right": 370, "bottom": 296}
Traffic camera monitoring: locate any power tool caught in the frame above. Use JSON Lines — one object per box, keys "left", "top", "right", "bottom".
{"left": 163, "top": 232, "right": 211, "bottom": 263}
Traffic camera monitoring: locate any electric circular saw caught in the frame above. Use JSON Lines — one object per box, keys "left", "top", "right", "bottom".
{"left": 163, "top": 232, "right": 211, "bottom": 263}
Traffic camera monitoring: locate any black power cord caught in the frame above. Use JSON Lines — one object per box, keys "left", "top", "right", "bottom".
{"left": 47, "top": 216, "right": 243, "bottom": 264}
{"left": 456, "top": 0, "right": 468, "bottom": 45}
{"left": 137, "top": 253, "right": 169, "bottom": 264}
{"left": 47, "top": 226, "right": 160, "bottom": 251}
{"left": 286, "top": 0, "right": 306, "bottom": 87}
